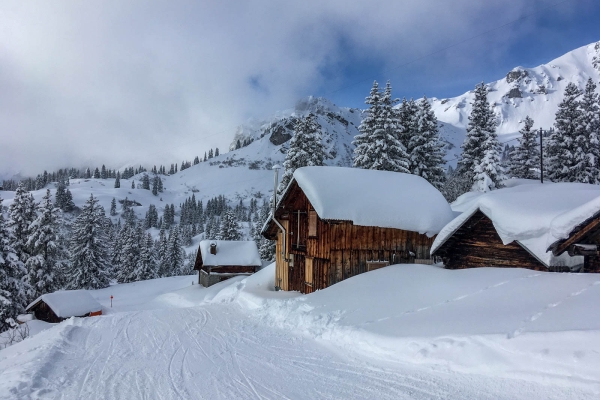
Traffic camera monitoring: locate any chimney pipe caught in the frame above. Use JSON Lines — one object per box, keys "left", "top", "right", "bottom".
{"left": 210, "top": 242, "right": 217, "bottom": 255}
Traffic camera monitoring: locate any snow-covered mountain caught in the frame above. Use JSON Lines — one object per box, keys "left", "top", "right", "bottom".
{"left": 431, "top": 40, "right": 600, "bottom": 163}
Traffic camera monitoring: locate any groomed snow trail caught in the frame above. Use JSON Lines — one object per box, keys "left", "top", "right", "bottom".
{"left": 0, "top": 303, "right": 594, "bottom": 400}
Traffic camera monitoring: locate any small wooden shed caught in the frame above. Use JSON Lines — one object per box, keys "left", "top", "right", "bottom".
{"left": 262, "top": 166, "right": 455, "bottom": 294}
{"left": 194, "top": 240, "right": 262, "bottom": 287}
{"left": 431, "top": 182, "right": 600, "bottom": 272}
{"left": 25, "top": 290, "right": 103, "bottom": 323}
{"left": 431, "top": 208, "right": 549, "bottom": 271}
{"left": 547, "top": 197, "right": 600, "bottom": 273}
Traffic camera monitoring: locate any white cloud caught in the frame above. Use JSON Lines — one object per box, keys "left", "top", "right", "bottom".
{"left": 0, "top": 0, "right": 560, "bottom": 176}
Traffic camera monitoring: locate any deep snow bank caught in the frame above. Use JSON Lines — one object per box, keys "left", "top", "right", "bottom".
{"left": 201, "top": 263, "right": 600, "bottom": 382}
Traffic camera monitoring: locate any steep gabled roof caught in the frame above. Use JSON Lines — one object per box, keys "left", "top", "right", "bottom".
{"left": 26, "top": 290, "right": 102, "bottom": 318}
{"left": 266, "top": 166, "right": 454, "bottom": 237}
{"left": 432, "top": 181, "right": 600, "bottom": 268}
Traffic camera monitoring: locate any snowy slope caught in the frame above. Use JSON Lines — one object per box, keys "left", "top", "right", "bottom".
{"left": 1, "top": 264, "right": 599, "bottom": 399}
{"left": 431, "top": 41, "right": 600, "bottom": 163}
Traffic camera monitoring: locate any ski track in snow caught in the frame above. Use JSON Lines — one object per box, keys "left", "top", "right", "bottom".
{"left": 2, "top": 302, "right": 596, "bottom": 400}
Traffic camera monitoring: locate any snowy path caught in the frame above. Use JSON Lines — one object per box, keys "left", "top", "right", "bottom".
{"left": 1, "top": 303, "right": 595, "bottom": 400}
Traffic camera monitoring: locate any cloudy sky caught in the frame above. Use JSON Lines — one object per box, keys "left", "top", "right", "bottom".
{"left": 1, "top": 0, "right": 599, "bottom": 177}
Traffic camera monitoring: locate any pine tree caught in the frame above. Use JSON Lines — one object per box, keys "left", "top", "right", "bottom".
{"left": 353, "top": 81, "right": 409, "bottom": 172}
{"left": 116, "top": 224, "right": 142, "bottom": 283}
{"left": 114, "top": 172, "right": 121, "bottom": 188}
{"left": 167, "top": 227, "right": 185, "bottom": 276}
{"left": 132, "top": 233, "right": 158, "bottom": 281}
{"left": 110, "top": 198, "right": 117, "bottom": 216}
{"left": 509, "top": 116, "right": 540, "bottom": 179}
{"left": 278, "top": 113, "right": 326, "bottom": 194}
{"left": 215, "top": 148, "right": 219, "bottom": 157}
{"left": 459, "top": 82, "right": 504, "bottom": 191}
{"left": 547, "top": 83, "right": 583, "bottom": 182}
{"left": 216, "top": 210, "right": 242, "bottom": 241}
{"left": 144, "top": 204, "right": 159, "bottom": 229}
{"left": 66, "top": 194, "right": 111, "bottom": 289}
{"left": 157, "top": 227, "right": 169, "bottom": 277}
{"left": 0, "top": 197, "right": 29, "bottom": 331}
{"left": 93, "top": 168, "right": 100, "bottom": 179}
{"left": 408, "top": 96, "right": 446, "bottom": 188}
{"left": 575, "top": 78, "right": 600, "bottom": 183}
{"left": 25, "top": 189, "right": 63, "bottom": 300}
{"left": 63, "top": 188, "right": 75, "bottom": 212}
{"left": 208, "top": 149, "right": 214, "bottom": 159}
{"left": 101, "top": 165, "right": 107, "bottom": 179}
{"left": 8, "top": 183, "right": 36, "bottom": 264}
{"left": 152, "top": 176, "right": 159, "bottom": 196}
{"left": 141, "top": 174, "right": 150, "bottom": 190}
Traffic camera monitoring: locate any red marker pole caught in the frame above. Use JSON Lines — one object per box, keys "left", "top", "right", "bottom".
{"left": 110, "top": 295, "right": 113, "bottom": 308}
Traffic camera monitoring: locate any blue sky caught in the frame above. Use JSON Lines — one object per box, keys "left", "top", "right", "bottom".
{"left": 1, "top": 0, "right": 599, "bottom": 175}
{"left": 321, "top": 0, "right": 600, "bottom": 108}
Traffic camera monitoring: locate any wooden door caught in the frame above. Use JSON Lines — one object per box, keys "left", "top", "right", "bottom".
{"left": 304, "top": 257, "right": 314, "bottom": 294}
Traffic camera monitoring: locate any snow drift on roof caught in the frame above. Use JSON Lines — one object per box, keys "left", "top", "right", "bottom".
{"left": 547, "top": 195, "right": 600, "bottom": 249}
{"left": 26, "top": 290, "right": 102, "bottom": 318}
{"left": 432, "top": 182, "right": 600, "bottom": 267}
{"left": 292, "top": 166, "right": 454, "bottom": 236}
{"left": 199, "top": 240, "right": 262, "bottom": 266}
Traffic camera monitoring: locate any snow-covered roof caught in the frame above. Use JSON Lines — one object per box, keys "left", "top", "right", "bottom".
{"left": 431, "top": 182, "right": 600, "bottom": 267}
{"left": 26, "top": 290, "right": 102, "bottom": 318}
{"left": 546, "top": 195, "right": 600, "bottom": 252}
{"left": 288, "top": 166, "right": 454, "bottom": 236}
{"left": 199, "top": 240, "right": 262, "bottom": 266}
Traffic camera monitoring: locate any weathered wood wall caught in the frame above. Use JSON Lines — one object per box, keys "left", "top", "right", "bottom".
{"left": 272, "top": 183, "right": 435, "bottom": 294}
{"left": 584, "top": 255, "right": 600, "bottom": 273}
{"left": 435, "top": 211, "right": 547, "bottom": 271}
{"left": 32, "top": 302, "right": 63, "bottom": 323}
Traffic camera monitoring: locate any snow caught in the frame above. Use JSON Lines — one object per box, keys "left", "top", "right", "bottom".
{"left": 432, "top": 182, "right": 600, "bottom": 267}
{"left": 292, "top": 166, "right": 455, "bottom": 236}
{"left": 198, "top": 240, "right": 261, "bottom": 266}
{"left": 1, "top": 264, "right": 599, "bottom": 399}
{"left": 548, "top": 194, "right": 600, "bottom": 249}
{"left": 26, "top": 290, "right": 102, "bottom": 318}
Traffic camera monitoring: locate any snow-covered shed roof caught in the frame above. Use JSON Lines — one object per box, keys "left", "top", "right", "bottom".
{"left": 26, "top": 290, "right": 102, "bottom": 318}
{"left": 199, "top": 240, "right": 262, "bottom": 266}
{"left": 431, "top": 182, "right": 600, "bottom": 267}
{"left": 283, "top": 166, "right": 454, "bottom": 236}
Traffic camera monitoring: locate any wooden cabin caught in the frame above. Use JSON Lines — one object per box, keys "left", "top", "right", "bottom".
{"left": 25, "top": 290, "right": 103, "bottom": 323}
{"left": 262, "top": 166, "right": 455, "bottom": 294}
{"left": 194, "top": 240, "right": 262, "bottom": 287}
{"left": 547, "top": 207, "right": 600, "bottom": 273}
{"left": 431, "top": 209, "right": 549, "bottom": 271}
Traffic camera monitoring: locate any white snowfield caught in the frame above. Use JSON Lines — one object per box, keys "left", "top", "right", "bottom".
{"left": 1, "top": 263, "right": 599, "bottom": 399}
{"left": 293, "top": 166, "right": 455, "bottom": 236}
{"left": 26, "top": 290, "right": 102, "bottom": 318}
{"left": 432, "top": 180, "right": 600, "bottom": 267}
{"left": 198, "top": 240, "right": 261, "bottom": 266}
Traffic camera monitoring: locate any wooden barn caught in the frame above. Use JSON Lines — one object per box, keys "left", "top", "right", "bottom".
{"left": 431, "top": 208, "right": 550, "bottom": 271}
{"left": 194, "top": 240, "right": 262, "bottom": 287}
{"left": 430, "top": 182, "right": 600, "bottom": 272}
{"left": 547, "top": 196, "right": 600, "bottom": 273}
{"left": 262, "top": 166, "right": 455, "bottom": 294}
{"left": 25, "top": 290, "right": 103, "bottom": 323}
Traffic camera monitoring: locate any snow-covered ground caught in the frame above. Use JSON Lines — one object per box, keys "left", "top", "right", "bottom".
{"left": 1, "top": 264, "right": 598, "bottom": 399}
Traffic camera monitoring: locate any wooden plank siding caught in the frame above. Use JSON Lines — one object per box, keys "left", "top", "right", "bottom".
{"left": 433, "top": 210, "right": 547, "bottom": 272}
{"left": 265, "top": 181, "right": 436, "bottom": 294}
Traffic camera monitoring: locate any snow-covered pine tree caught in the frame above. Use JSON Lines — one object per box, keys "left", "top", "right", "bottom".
{"left": 217, "top": 210, "right": 242, "bottom": 241}
{"left": 131, "top": 233, "right": 158, "bottom": 282}
{"left": 8, "top": 183, "right": 36, "bottom": 265}
{"left": 278, "top": 113, "right": 325, "bottom": 194}
{"left": 157, "top": 227, "right": 169, "bottom": 277}
{"left": 66, "top": 194, "right": 111, "bottom": 289}
{"left": 546, "top": 82, "right": 583, "bottom": 182}
{"left": 459, "top": 82, "right": 504, "bottom": 191}
{"left": 110, "top": 198, "right": 117, "bottom": 216}
{"left": 116, "top": 223, "right": 141, "bottom": 283}
{"left": 397, "top": 97, "right": 418, "bottom": 152}
{"left": 63, "top": 188, "right": 75, "bottom": 212}
{"left": 141, "top": 174, "right": 150, "bottom": 190}
{"left": 167, "top": 226, "right": 185, "bottom": 276}
{"left": 353, "top": 81, "right": 409, "bottom": 172}
{"left": 0, "top": 197, "right": 29, "bottom": 332}
{"left": 25, "top": 189, "right": 64, "bottom": 300}
{"left": 509, "top": 116, "right": 540, "bottom": 179}
{"left": 575, "top": 78, "right": 600, "bottom": 183}
{"left": 408, "top": 96, "right": 446, "bottom": 188}
{"left": 114, "top": 172, "right": 121, "bottom": 188}
{"left": 144, "top": 205, "right": 159, "bottom": 229}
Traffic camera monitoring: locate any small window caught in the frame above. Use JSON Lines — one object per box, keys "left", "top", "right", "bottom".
{"left": 308, "top": 210, "right": 318, "bottom": 237}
